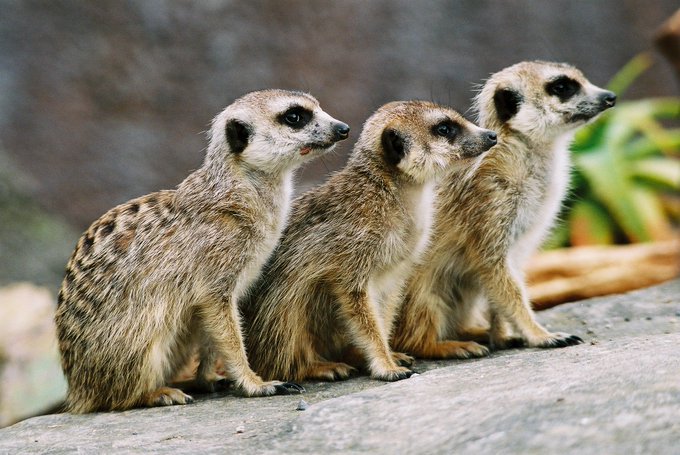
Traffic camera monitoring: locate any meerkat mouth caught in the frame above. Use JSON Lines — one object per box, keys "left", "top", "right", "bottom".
{"left": 570, "top": 105, "right": 609, "bottom": 123}
{"left": 570, "top": 112, "right": 597, "bottom": 123}
{"left": 300, "top": 142, "right": 335, "bottom": 155}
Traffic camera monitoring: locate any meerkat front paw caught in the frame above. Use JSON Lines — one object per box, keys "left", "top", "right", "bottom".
{"left": 272, "top": 382, "right": 306, "bottom": 395}
{"left": 371, "top": 365, "right": 415, "bottom": 382}
{"left": 142, "top": 387, "right": 194, "bottom": 407}
{"left": 420, "top": 340, "right": 490, "bottom": 359}
{"left": 244, "top": 380, "right": 305, "bottom": 397}
{"left": 445, "top": 340, "right": 490, "bottom": 358}
{"left": 527, "top": 332, "right": 584, "bottom": 348}
{"left": 392, "top": 351, "right": 415, "bottom": 367}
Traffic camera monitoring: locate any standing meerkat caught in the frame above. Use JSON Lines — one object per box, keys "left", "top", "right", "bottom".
{"left": 243, "top": 100, "right": 497, "bottom": 382}
{"left": 54, "top": 89, "right": 350, "bottom": 413}
{"left": 393, "top": 61, "right": 616, "bottom": 358}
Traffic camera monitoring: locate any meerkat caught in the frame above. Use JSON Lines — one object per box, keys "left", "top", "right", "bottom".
{"left": 54, "top": 89, "right": 350, "bottom": 413}
{"left": 242, "top": 100, "right": 497, "bottom": 382}
{"left": 393, "top": 61, "right": 617, "bottom": 358}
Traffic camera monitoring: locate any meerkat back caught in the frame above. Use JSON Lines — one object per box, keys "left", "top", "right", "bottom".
{"left": 54, "top": 89, "right": 349, "bottom": 413}
{"left": 393, "top": 61, "right": 616, "bottom": 358}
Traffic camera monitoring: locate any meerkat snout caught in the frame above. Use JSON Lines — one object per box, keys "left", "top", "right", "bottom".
{"left": 461, "top": 128, "right": 497, "bottom": 158}
{"left": 599, "top": 91, "right": 617, "bottom": 108}
{"left": 545, "top": 76, "right": 617, "bottom": 123}
{"left": 332, "top": 122, "right": 351, "bottom": 140}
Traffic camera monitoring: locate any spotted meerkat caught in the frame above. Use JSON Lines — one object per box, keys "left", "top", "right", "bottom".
{"left": 393, "top": 61, "right": 616, "bottom": 358}
{"left": 242, "top": 100, "right": 497, "bottom": 382}
{"left": 54, "top": 90, "right": 350, "bottom": 413}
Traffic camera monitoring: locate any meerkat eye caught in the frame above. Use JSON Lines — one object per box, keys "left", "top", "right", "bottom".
{"left": 433, "top": 121, "right": 459, "bottom": 139}
{"left": 278, "top": 105, "right": 313, "bottom": 129}
{"left": 546, "top": 76, "right": 581, "bottom": 101}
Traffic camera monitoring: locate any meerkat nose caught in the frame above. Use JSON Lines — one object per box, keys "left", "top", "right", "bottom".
{"left": 483, "top": 130, "right": 498, "bottom": 148}
{"left": 333, "top": 122, "right": 351, "bottom": 140}
{"left": 600, "top": 91, "right": 617, "bottom": 108}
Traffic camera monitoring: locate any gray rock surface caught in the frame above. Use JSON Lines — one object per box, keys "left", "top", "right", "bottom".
{"left": 1, "top": 279, "right": 678, "bottom": 454}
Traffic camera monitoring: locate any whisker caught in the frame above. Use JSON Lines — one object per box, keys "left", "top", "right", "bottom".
{"left": 320, "top": 155, "right": 331, "bottom": 174}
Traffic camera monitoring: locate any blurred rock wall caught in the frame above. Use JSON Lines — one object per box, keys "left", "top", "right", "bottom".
{"left": 0, "top": 283, "right": 66, "bottom": 426}
{"left": 0, "top": 0, "right": 678, "bottom": 287}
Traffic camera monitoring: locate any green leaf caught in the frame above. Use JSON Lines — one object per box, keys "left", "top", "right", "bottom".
{"left": 576, "top": 151, "right": 649, "bottom": 242}
{"left": 624, "top": 129, "right": 680, "bottom": 159}
{"left": 628, "top": 186, "right": 674, "bottom": 241}
{"left": 632, "top": 158, "right": 680, "bottom": 190}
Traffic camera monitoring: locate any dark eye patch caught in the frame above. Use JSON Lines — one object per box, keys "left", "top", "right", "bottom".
{"left": 431, "top": 120, "right": 460, "bottom": 141}
{"left": 546, "top": 76, "right": 581, "bottom": 102}
{"left": 277, "top": 105, "right": 313, "bottom": 129}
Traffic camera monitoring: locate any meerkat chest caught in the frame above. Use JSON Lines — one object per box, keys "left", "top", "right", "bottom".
{"left": 402, "top": 180, "right": 437, "bottom": 259}
{"left": 367, "top": 182, "right": 437, "bottom": 306}
{"left": 510, "top": 138, "right": 572, "bottom": 259}
{"left": 367, "top": 260, "right": 413, "bottom": 310}
{"left": 232, "top": 174, "right": 293, "bottom": 300}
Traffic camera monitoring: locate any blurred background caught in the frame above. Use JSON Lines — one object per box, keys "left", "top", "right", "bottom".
{"left": 0, "top": 0, "right": 678, "bottom": 426}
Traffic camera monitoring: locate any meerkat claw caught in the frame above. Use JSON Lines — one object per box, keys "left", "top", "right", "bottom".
{"left": 537, "top": 333, "right": 584, "bottom": 348}
{"left": 274, "top": 382, "right": 305, "bottom": 395}
{"left": 396, "top": 370, "right": 415, "bottom": 380}
{"left": 375, "top": 367, "right": 415, "bottom": 382}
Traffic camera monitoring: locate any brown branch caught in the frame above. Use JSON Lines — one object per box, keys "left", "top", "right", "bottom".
{"left": 528, "top": 239, "right": 680, "bottom": 310}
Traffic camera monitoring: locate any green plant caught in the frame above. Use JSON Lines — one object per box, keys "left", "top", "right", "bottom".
{"left": 547, "top": 53, "right": 680, "bottom": 248}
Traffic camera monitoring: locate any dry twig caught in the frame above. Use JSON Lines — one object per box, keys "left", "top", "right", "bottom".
{"left": 527, "top": 239, "right": 680, "bottom": 309}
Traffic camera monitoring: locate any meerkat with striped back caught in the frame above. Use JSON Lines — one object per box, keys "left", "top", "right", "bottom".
{"left": 55, "top": 90, "right": 349, "bottom": 413}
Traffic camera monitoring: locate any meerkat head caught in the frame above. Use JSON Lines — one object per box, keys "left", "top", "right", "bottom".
{"left": 206, "top": 89, "right": 350, "bottom": 174}
{"left": 474, "top": 61, "right": 616, "bottom": 142}
{"left": 354, "top": 100, "right": 497, "bottom": 184}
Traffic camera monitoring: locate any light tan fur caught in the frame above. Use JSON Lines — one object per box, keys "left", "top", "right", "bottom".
{"left": 243, "top": 100, "right": 497, "bottom": 382}
{"left": 54, "top": 89, "right": 349, "bottom": 413}
{"left": 393, "top": 61, "right": 616, "bottom": 357}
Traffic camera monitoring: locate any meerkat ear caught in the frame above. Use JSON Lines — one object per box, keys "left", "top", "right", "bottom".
{"left": 225, "top": 119, "right": 251, "bottom": 154}
{"left": 381, "top": 128, "right": 406, "bottom": 166}
{"left": 493, "top": 88, "right": 523, "bottom": 123}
